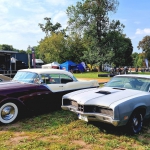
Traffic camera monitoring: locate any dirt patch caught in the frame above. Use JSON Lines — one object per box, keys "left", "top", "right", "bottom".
{"left": 72, "top": 140, "right": 92, "bottom": 150}
{"left": 6, "top": 132, "right": 29, "bottom": 146}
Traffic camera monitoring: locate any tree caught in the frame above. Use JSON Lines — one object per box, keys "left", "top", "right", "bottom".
{"left": 137, "top": 35, "right": 150, "bottom": 60}
{"left": 38, "top": 32, "right": 67, "bottom": 63}
{"left": 65, "top": 33, "right": 86, "bottom": 63}
{"left": 66, "top": 0, "right": 127, "bottom": 70}
{"left": 38, "top": 17, "right": 63, "bottom": 37}
{"left": 0, "top": 44, "right": 16, "bottom": 51}
{"left": 19, "top": 50, "right": 27, "bottom": 53}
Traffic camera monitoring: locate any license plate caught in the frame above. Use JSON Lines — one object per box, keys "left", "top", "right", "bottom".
{"left": 78, "top": 114, "right": 88, "bottom": 122}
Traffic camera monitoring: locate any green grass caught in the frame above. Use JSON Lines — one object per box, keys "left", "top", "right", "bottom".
{"left": 73, "top": 71, "right": 150, "bottom": 78}
{"left": 0, "top": 71, "right": 150, "bottom": 149}
{"left": 73, "top": 71, "right": 109, "bottom": 78}
{"left": 0, "top": 110, "right": 150, "bottom": 150}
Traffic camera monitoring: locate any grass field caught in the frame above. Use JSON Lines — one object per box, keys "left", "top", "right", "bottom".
{"left": 0, "top": 110, "right": 150, "bottom": 150}
{"left": 0, "top": 71, "right": 150, "bottom": 150}
{"left": 73, "top": 71, "right": 109, "bottom": 78}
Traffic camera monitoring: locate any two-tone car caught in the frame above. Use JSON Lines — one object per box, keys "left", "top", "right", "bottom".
{"left": 62, "top": 74, "right": 150, "bottom": 134}
{"left": 0, "top": 69, "right": 99, "bottom": 124}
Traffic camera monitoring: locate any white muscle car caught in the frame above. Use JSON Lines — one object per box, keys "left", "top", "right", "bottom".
{"left": 62, "top": 74, "right": 150, "bottom": 134}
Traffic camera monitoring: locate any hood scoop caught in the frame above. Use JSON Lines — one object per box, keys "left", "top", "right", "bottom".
{"left": 96, "top": 90, "right": 111, "bottom": 95}
{"left": 113, "top": 87, "right": 125, "bottom": 90}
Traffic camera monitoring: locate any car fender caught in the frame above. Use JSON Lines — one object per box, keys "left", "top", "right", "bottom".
{"left": 0, "top": 98, "right": 26, "bottom": 109}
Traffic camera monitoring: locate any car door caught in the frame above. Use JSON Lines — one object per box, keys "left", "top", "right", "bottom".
{"left": 59, "top": 74, "right": 76, "bottom": 93}
{"left": 37, "top": 73, "right": 64, "bottom": 109}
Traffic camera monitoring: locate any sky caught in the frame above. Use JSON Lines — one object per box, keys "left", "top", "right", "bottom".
{"left": 0, "top": 0, "right": 150, "bottom": 53}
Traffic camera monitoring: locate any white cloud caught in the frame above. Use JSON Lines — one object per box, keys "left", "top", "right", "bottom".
{"left": 135, "top": 28, "right": 150, "bottom": 35}
{"left": 53, "top": 11, "right": 68, "bottom": 28}
{"left": 0, "top": 0, "right": 77, "bottom": 50}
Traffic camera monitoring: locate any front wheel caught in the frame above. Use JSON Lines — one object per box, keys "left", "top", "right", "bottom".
{"left": 0, "top": 102, "right": 18, "bottom": 124}
{"left": 128, "top": 111, "right": 143, "bottom": 134}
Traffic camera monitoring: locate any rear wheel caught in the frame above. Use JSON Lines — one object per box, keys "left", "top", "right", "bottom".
{"left": 0, "top": 102, "right": 18, "bottom": 124}
{"left": 128, "top": 111, "right": 143, "bottom": 134}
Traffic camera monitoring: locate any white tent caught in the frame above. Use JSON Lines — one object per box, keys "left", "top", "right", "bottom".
{"left": 42, "top": 62, "right": 60, "bottom": 69}
{"left": 11, "top": 57, "right": 18, "bottom": 63}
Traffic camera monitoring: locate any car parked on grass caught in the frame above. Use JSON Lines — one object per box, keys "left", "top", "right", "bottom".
{"left": 62, "top": 74, "right": 150, "bottom": 134}
{"left": 0, "top": 74, "right": 12, "bottom": 82}
{"left": 0, "top": 69, "right": 99, "bottom": 124}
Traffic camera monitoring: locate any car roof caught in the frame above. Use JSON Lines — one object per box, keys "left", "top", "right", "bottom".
{"left": 116, "top": 74, "right": 150, "bottom": 79}
{"left": 18, "top": 68, "right": 73, "bottom": 76}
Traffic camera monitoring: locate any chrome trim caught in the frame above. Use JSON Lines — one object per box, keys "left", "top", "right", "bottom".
{"left": 1, "top": 106, "right": 15, "bottom": 120}
{"left": 61, "top": 105, "right": 120, "bottom": 126}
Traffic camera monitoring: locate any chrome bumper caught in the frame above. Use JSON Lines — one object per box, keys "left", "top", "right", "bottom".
{"left": 61, "top": 105, "right": 120, "bottom": 126}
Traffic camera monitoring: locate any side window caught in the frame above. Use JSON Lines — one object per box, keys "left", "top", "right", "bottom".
{"left": 60, "top": 74, "right": 73, "bottom": 84}
{"left": 40, "top": 74, "right": 49, "bottom": 84}
{"left": 40, "top": 74, "right": 60, "bottom": 84}
{"left": 49, "top": 74, "right": 60, "bottom": 84}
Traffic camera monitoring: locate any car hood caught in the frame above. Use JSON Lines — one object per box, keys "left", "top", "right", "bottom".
{"left": 63, "top": 87, "right": 145, "bottom": 107}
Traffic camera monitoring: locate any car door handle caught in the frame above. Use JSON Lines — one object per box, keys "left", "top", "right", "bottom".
{"left": 37, "top": 93, "right": 41, "bottom": 95}
{"left": 59, "top": 86, "right": 63, "bottom": 87}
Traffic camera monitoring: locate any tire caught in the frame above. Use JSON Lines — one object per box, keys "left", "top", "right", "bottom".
{"left": 128, "top": 111, "right": 143, "bottom": 134}
{"left": 0, "top": 102, "right": 18, "bottom": 124}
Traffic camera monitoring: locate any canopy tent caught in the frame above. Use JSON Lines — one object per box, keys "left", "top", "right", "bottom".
{"left": 77, "top": 62, "right": 86, "bottom": 72}
{"left": 60, "top": 60, "right": 77, "bottom": 71}
{"left": 42, "top": 62, "right": 60, "bottom": 69}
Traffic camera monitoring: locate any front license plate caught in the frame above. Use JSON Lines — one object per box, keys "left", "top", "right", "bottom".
{"left": 78, "top": 114, "right": 88, "bottom": 122}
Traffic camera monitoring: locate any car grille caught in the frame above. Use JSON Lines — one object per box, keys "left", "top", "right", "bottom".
{"left": 63, "top": 99, "right": 113, "bottom": 117}
{"left": 80, "top": 105, "right": 113, "bottom": 116}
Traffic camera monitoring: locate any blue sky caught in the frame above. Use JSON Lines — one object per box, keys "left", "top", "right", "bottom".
{"left": 0, "top": 0, "right": 150, "bottom": 53}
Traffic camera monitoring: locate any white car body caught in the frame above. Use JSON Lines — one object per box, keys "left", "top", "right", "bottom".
{"left": 62, "top": 74, "right": 150, "bottom": 134}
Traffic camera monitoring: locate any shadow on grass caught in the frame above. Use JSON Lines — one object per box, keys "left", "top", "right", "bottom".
{"left": 89, "top": 118, "right": 150, "bottom": 136}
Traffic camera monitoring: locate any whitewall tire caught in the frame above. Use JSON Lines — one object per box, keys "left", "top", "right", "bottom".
{"left": 0, "top": 102, "right": 18, "bottom": 124}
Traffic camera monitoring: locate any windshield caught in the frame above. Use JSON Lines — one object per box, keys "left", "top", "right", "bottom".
{"left": 12, "top": 71, "right": 39, "bottom": 83}
{"left": 105, "top": 76, "right": 150, "bottom": 92}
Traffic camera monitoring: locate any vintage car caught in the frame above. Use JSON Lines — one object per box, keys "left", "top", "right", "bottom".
{"left": 0, "top": 69, "right": 99, "bottom": 124}
{"left": 62, "top": 74, "right": 150, "bottom": 134}
{"left": 0, "top": 74, "right": 12, "bottom": 82}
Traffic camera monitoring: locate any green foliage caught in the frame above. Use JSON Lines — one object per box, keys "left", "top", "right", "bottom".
{"left": 38, "top": 32, "right": 67, "bottom": 63}
{"left": 66, "top": 34, "right": 86, "bottom": 63}
{"left": 0, "top": 44, "right": 18, "bottom": 51}
{"left": 38, "top": 17, "right": 63, "bottom": 37}
{"left": 19, "top": 50, "right": 27, "bottom": 53}
{"left": 132, "top": 52, "right": 139, "bottom": 67}
{"left": 0, "top": 110, "right": 150, "bottom": 149}
{"left": 66, "top": 0, "right": 132, "bottom": 68}
{"left": 138, "top": 35, "right": 150, "bottom": 60}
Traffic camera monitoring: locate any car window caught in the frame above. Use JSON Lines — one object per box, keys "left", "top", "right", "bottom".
{"left": 13, "top": 71, "right": 39, "bottom": 83}
{"left": 40, "top": 74, "right": 60, "bottom": 84}
{"left": 49, "top": 74, "right": 60, "bottom": 84}
{"left": 105, "top": 76, "right": 150, "bottom": 92}
{"left": 60, "top": 74, "right": 73, "bottom": 84}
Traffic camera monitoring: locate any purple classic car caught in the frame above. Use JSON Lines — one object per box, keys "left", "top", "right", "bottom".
{"left": 0, "top": 69, "right": 99, "bottom": 124}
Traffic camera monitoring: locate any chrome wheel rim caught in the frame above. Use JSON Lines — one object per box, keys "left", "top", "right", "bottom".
{"left": 1, "top": 105, "right": 15, "bottom": 120}
{"left": 132, "top": 114, "right": 143, "bottom": 133}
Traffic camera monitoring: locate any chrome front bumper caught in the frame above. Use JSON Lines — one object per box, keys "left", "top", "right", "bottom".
{"left": 61, "top": 105, "right": 120, "bottom": 126}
